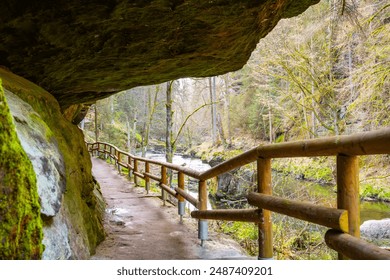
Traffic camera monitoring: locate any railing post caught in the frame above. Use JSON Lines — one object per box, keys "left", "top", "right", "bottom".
{"left": 198, "top": 180, "right": 208, "bottom": 246}
{"left": 109, "top": 146, "right": 113, "bottom": 163}
{"left": 134, "top": 159, "right": 138, "bottom": 186}
{"left": 145, "top": 162, "right": 150, "bottom": 194}
{"left": 337, "top": 155, "right": 359, "bottom": 259}
{"left": 96, "top": 143, "right": 100, "bottom": 157}
{"left": 178, "top": 172, "right": 185, "bottom": 223}
{"left": 104, "top": 144, "right": 108, "bottom": 160}
{"left": 161, "top": 166, "right": 167, "bottom": 205}
{"left": 128, "top": 156, "right": 133, "bottom": 179}
{"left": 117, "top": 151, "right": 122, "bottom": 173}
{"left": 257, "top": 157, "right": 273, "bottom": 260}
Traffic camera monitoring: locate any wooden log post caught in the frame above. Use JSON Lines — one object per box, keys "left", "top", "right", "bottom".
{"left": 257, "top": 157, "right": 273, "bottom": 260}
{"left": 117, "top": 152, "right": 122, "bottom": 173}
{"left": 97, "top": 143, "right": 100, "bottom": 157}
{"left": 337, "top": 155, "right": 360, "bottom": 259}
{"left": 133, "top": 159, "right": 138, "bottom": 187}
{"left": 145, "top": 162, "right": 150, "bottom": 194}
{"left": 178, "top": 172, "right": 185, "bottom": 223}
{"left": 128, "top": 156, "right": 133, "bottom": 179}
{"left": 161, "top": 166, "right": 167, "bottom": 205}
{"left": 198, "top": 180, "right": 208, "bottom": 246}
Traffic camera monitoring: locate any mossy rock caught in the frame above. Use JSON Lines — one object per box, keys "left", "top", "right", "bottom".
{"left": 0, "top": 79, "right": 43, "bottom": 259}
{"left": 0, "top": 69, "right": 105, "bottom": 258}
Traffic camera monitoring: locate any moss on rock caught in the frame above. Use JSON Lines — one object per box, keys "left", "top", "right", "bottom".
{"left": 0, "top": 69, "right": 105, "bottom": 258}
{"left": 0, "top": 78, "right": 43, "bottom": 259}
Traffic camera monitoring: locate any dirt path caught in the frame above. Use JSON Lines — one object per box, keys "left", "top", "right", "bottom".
{"left": 90, "top": 157, "right": 251, "bottom": 260}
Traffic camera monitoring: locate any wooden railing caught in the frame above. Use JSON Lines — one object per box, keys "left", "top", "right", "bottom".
{"left": 86, "top": 127, "right": 390, "bottom": 260}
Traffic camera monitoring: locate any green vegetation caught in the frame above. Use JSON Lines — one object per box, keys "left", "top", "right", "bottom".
{"left": 272, "top": 158, "right": 334, "bottom": 184}
{"left": 361, "top": 184, "right": 390, "bottom": 202}
{"left": 0, "top": 79, "right": 43, "bottom": 259}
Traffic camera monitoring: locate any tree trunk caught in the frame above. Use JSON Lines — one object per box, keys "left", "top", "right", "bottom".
{"left": 126, "top": 115, "right": 131, "bottom": 153}
{"left": 268, "top": 100, "right": 273, "bottom": 143}
{"left": 224, "top": 75, "right": 232, "bottom": 145}
{"left": 209, "top": 77, "right": 218, "bottom": 145}
{"left": 217, "top": 113, "right": 227, "bottom": 146}
{"left": 141, "top": 88, "right": 149, "bottom": 157}
{"left": 133, "top": 111, "right": 137, "bottom": 153}
{"left": 94, "top": 103, "right": 99, "bottom": 142}
{"left": 166, "top": 81, "right": 174, "bottom": 164}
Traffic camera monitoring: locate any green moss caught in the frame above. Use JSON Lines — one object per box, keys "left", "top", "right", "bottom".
{"left": 1, "top": 69, "right": 105, "bottom": 258}
{"left": 218, "top": 221, "right": 258, "bottom": 256}
{"left": 0, "top": 79, "right": 43, "bottom": 259}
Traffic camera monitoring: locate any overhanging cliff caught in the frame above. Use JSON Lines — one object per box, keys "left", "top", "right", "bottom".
{"left": 0, "top": 0, "right": 319, "bottom": 108}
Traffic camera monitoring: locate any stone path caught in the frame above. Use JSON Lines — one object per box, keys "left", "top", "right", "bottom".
{"left": 90, "top": 157, "right": 251, "bottom": 260}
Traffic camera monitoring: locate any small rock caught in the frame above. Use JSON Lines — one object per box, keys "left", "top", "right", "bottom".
{"left": 360, "top": 219, "right": 390, "bottom": 240}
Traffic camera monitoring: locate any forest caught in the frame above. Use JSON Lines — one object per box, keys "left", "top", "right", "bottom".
{"left": 82, "top": 0, "right": 389, "bottom": 259}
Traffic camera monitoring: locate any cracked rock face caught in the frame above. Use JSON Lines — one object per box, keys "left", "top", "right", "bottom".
{"left": 0, "top": 0, "right": 319, "bottom": 108}
{"left": 5, "top": 89, "right": 66, "bottom": 218}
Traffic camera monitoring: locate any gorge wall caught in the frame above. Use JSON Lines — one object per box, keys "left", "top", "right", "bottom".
{"left": 0, "top": 69, "right": 105, "bottom": 259}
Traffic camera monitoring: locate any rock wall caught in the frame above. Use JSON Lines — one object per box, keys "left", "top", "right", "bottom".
{"left": 0, "top": 69, "right": 105, "bottom": 259}
{"left": 0, "top": 78, "right": 43, "bottom": 259}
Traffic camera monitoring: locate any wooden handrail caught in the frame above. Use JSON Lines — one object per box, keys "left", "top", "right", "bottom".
{"left": 247, "top": 193, "right": 349, "bottom": 232}
{"left": 199, "top": 127, "right": 390, "bottom": 180}
{"left": 86, "top": 127, "right": 390, "bottom": 260}
{"left": 325, "top": 230, "right": 390, "bottom": 260}
{"left": 191, "top": 209, "right": 262, "bottom": 223}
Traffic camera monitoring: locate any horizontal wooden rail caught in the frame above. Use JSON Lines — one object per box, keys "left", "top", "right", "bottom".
{"left": 174, "top": 187, "right": 198, "bottom": 208}
{"left": 325, "top": 230, "right": 390, "bottom": 260}
{"left": 144, "top": 172, "right": 161, "bottom": 182}
{"left": 247, "top": 193, "right": 349, "bottom": 232}
{"left": 160, "top": 183, "right": 177, "bottom": 197}
{"left": 191, "top": 209, "right": 262, "bottom": 223}
{"left": 133, "top": 171, "right": 145, "bottom": 179}
{"left": 199, "top": 127, "right": 390, "bottom": 180}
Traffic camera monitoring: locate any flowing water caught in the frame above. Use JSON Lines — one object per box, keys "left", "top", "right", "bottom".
{"left": 145, "top": 151, "right": 390, "bottom": 223}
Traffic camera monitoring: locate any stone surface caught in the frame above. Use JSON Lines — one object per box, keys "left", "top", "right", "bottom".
{"left": 1, "top": 69, "right": 105, "bottom": 259}
{"left": 5, "top": 89, "right": 65, "bottom": 217}
{"left": 0, "top": 0, "right": 319, "bottom": 108}
{"left": 361, "top": 219, "right": 390, "bottom": 240}
{"left": 0, "top": 79, "right": 43, "bottom": 259}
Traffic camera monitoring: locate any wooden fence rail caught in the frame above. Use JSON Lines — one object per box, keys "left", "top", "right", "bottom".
{"left": 86, "top": 127, "right": 390, "bottom": 260}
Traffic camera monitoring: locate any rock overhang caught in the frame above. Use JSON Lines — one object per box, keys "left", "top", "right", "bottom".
{"left": 0, "top": 0, "right": 320, "bottom": 109}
